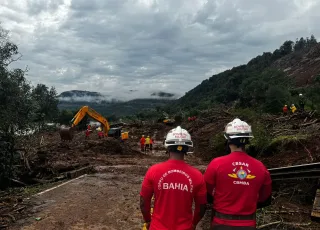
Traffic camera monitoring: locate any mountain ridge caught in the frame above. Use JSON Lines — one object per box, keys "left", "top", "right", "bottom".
{"left": 172, "top": 36, "right": 320, "bottom": 113}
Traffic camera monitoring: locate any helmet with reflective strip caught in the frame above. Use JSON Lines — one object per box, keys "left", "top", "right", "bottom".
{"left": 164, "top": 126, "right": 193, "bottom": 148}
{"left": 224, "top": 118, "right": 254, "bottom": 140}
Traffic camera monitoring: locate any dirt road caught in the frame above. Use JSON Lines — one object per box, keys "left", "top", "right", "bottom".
{"left": 10, "top": 147, "right": 210, "bottom": 230}
{"left": 12, "top": 168, "right": 147, "bottom": 230}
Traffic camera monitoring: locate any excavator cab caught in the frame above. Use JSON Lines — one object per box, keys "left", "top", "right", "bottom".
{"left": 107, "top": 127, "right": 129, "bottom": 140}
{"left": 108, "top": 128, "right": 122, "bottom": 138}
{"left": 158, "top": 111, "right": 175, "bottom": 126}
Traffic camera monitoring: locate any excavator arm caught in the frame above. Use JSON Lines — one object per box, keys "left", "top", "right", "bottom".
{"left": 70, "top": 106, "right": 89, "bottom": 127}
{"left": 60, "top": 106, "right": 110, "bottom": 140}
{"left": 84, "top": 107, "right": 110, "bottom": 136}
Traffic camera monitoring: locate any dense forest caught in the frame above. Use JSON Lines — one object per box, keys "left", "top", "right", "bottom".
{"left": 170, "top": 35, "right": 320, "bottom": 115}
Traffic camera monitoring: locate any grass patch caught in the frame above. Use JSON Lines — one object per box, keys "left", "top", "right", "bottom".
{"left": 22, "top": 179, "right": 68, "bottom": 196}
{"left": 249, "top": 134, "right": 310, "bottom": 156}
{"left": 267, "top": 134, "right": 309, "bottom": 151}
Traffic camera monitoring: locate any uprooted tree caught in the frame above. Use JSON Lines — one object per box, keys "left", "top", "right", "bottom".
{"left": 0, "top": 25, "right": 59, "bottom": 189}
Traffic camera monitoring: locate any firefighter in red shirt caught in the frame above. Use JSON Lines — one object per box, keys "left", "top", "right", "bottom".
{"left": 140, "top": 126, "right": 207, "bottom": 230}
{"left": 282, "top": 105, "right": 288, "bottom": 115}
{"left": 204, "top": 118, "right": 272, "bottom": 230}
{"left": 140, "top": 135, "right": 146, "bottom": 152}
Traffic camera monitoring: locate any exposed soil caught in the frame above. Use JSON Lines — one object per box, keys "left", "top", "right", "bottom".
{"left": 7, "top": 139, "right": 211, "bottom": 230}
{"left": 1, "top": 117, "right": 320, "bottom": 229}
{"left": 272, "top": 43, "right": 320, "bottom": 86}
{"left": 7, "top": 154, "right": 320, "bottom": 230}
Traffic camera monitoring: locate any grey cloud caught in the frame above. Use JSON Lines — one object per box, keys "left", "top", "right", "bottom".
{"left": 1, "top": 0, "right": 320, "bottom": 101}
{"left": 27, "top": 0, "right": 64, "bottom": 15}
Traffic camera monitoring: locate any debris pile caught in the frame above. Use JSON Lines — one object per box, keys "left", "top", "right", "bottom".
{"left": 184, "top": 108, "right": 320, "bottom": 166}
{"left": 13, "top": 127, "right": 144, "bottom": 184}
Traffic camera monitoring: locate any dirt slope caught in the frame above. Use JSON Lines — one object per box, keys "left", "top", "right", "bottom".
{"left": 272, "top": 43, "right": 320, "bottom": 86}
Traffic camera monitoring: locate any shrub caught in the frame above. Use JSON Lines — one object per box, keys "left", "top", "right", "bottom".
{"left": 208, "top": 133, "right": 227, "bottom": 159}
{"left": 246, "top": 123, "right": 271, "bottom": 157}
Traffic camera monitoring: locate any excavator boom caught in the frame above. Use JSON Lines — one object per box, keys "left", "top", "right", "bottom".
{"left": 59, "top": 106, "right": 110, "bottom": 141}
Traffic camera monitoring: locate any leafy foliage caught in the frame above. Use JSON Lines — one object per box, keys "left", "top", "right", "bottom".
{"left": 31, "top": 84, "right": 59, "bottom": 126}
{"left": 171, "top": 35, "right": 318, "bottom": 115}
{"left": 306, "top": 75, "right": 320, "bottom": 110}
{"left": 0, "top": 25, "right": 59, "bottom": 188}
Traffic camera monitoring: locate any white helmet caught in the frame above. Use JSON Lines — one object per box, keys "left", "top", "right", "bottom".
{"left": 299, "top": 93, "right": 303, "bottom": 96}
{"left": 224, "top": 118, "right": 254, "bottom": 140}
{"left": 164, "top": 126, "right": 193, "bottom": 148}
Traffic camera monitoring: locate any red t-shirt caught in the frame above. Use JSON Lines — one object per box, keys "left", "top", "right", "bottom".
{"left": 85, "top": 129, "right": 90, "bottom": 136}
{"left": 204, "top": 151, "right": 272, "bottom": 227}
{"left": 140, "top": 138, "right": 145, "bottom": 144}
{"left": 98, "top": 131, "right": 104, "bottom": 137}
{"left": 140, "top": 159, "right": 207, "bottom": 230}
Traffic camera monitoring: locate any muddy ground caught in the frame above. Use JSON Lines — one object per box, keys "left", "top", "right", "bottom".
{"left": 2, "top": 116, "right": 320, "bottom": 230}
{"left": 7, "top": 151, "right": 320, "bottom": 230}
{"left": 9, "top": 154, "right": 209, "bottom": 230}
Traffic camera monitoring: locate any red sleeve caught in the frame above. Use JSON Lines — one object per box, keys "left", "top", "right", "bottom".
{"left": 258, "top": 167, "right": 272, "bottom": 202}
{"left": 192, "top": 175, "right": 207, "bottom": 225}
{"left": 194, "top": 175, "right": 207, "bottom": 204}
{"left": 204, "top": 160, "right": 217, "bottom": 195}
{"left": 140, "top": 167, "right": 154, "bottom": 222}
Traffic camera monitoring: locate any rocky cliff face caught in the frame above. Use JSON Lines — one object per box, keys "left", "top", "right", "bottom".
{"left": 272, "top": 43, "right": 320, "bottom": 86}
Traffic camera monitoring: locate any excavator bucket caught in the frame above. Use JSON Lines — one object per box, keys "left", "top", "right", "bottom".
{"left": 59, "top": 126, "right": 75, "bottom": 141}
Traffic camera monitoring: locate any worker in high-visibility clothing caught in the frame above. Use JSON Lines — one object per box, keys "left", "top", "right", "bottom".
{"left": 150, "top": 138, "right": 154, "bottom": 151}
{"left": 144, "top": 136, "right": 151, "bottom": 152}
{"left": 140, "top": 135, "right": 146, "bottom": 152}
{"left": 290, "top": 104, "right": 297, "bottom": 113}
{"left": 282, "top": 105, "right": 288, "bottom": 115}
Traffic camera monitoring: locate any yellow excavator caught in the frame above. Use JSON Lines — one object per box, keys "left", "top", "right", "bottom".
{"left": 162, "top": 112, "right": 175, "bottom": 126}
{"left": 59, "top": 106, "right": 127, "bottom": 141}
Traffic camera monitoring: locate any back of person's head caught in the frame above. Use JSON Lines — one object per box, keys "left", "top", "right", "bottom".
{"left": 164, "top": 126, "right": 193, "bottom": 154}
{"left": 224, "top": 118, "right": 254, "bottom": 150}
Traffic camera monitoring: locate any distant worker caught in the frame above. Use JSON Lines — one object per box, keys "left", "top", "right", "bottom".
{"left": 299, "top": 93, "right": 305, "bottom": 111}
{"left": 98, "top": 128, "right": 104, "bottom": 139}
{"left": 282, "top": 105, "right": 288, "bottom": 115}
{"left": 150, "top": 137, "right": 154, "bottom": 151}
{"left": 204, "top": 118, "right": 272, "bottom": 229}
{"left": 140, "top": 126, "right": 207, "bottom": 230}
{"left": 145, "top": 136, "right": 151, "bottom": 152}
{"left": 85, "top": 128, "right": 91, "bottom": 139}
{"left": 290, "top": 104, "right": 297, "bottom": 113}
{"left": 140, "top": 135, "right": 146, "bottom": 152}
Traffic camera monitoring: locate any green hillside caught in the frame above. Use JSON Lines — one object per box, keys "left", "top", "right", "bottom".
{"left": 172, "top": 36, "right": 320, "bottom": 114}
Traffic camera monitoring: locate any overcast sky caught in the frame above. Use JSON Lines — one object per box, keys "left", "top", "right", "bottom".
{"left": 1, "top": 0, "right": 319, "bottom": 101}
